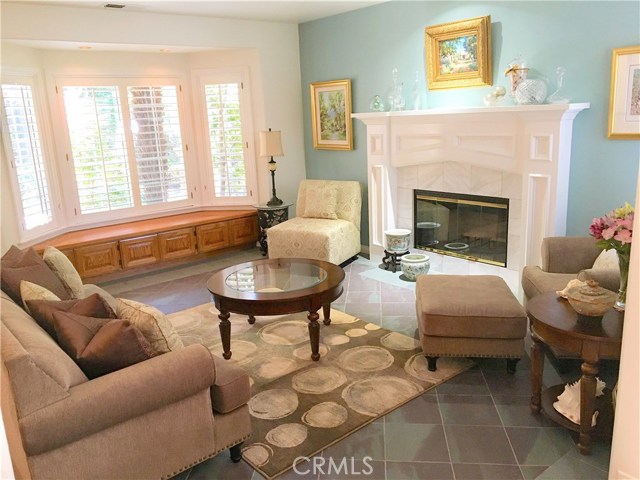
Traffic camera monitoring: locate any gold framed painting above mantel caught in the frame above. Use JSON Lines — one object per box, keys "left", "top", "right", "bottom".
{"left": 310, "top": 79, "right": 353, "bottom": 150}
{"left": 608, "top": 45, "right": 640, "bottom": 139}
{"left": 425, "top": 15, "right": 492, "bottom": 90}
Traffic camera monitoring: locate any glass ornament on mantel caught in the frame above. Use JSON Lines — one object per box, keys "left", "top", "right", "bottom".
{"left": 369, "top": 95, "right": 385, "bottom": 112}
{"left": 387, "top": 68, "right": 405, "bottom": 111}
{"left": 547, "top": 67, "right": 569, "bottom": 104}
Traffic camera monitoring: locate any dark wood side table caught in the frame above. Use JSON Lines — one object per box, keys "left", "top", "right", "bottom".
{"left": 527, "top": 292, "right": 623, "bottom": 455}
{"left": 256, "top": 203, "right": 292, "bottom": 255}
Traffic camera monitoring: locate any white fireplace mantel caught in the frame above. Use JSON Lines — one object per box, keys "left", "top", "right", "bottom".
{"left": 353, "top": 103, "right": 590, "bottom": 276}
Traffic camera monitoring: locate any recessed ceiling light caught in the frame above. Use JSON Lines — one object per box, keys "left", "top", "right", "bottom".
{"left": 159, "top": 48, "right": 171, "bottom": 53}
{"left": 78, "top": 46, "right": 92, "bottom": 50}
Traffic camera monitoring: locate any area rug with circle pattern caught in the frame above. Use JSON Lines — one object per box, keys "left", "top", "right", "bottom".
{"left": 167, "top": 304, "right": 474, "bottom": 479}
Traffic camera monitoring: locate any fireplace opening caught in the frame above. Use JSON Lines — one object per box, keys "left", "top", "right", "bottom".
{"left": 414, "top": 190, "right": 509, "bottom": 267}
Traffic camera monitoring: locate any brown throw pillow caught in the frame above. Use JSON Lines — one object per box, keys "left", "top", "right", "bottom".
{"left": 52, "top": 311, "right": 156, "bottom": 379}
{"left": 1, "top": 245, "right": 70, "bottom": 305}
{"left": 26, "top": 293, "right": 116, "bottom": 340}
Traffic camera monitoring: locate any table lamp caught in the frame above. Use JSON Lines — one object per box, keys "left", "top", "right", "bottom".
{"left": 259, "top": 128, "right": 284, "bottom": 206}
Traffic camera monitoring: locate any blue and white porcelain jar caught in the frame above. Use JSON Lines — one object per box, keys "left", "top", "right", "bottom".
{"left": 400, "top": 253, "right": 430, "bottom": 281}
{"left": 385, "top": 229, "right": 411, "bottom": 253}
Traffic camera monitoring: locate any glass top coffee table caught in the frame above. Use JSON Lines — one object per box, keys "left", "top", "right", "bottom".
{"left": 207, "top": 258, "right": 345, "bottom": 361}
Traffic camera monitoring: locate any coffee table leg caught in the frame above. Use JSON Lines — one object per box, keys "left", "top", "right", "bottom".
{"left": 248, "top": 315, "right": 256, "bottom": 325}
{"left": 530, "top": 332, "right": 544, "bottom": 414}
{"left": 322, "top": 304, "right": 331, "bottom": 326}
{"left": 579, "top": 361, "right": 598, "bottom": 455}
{"left": 218, "top": 311, "right": 232, "bottom": 360}
{"left": 307, "top": 310, "right": 320, "bottom": 361}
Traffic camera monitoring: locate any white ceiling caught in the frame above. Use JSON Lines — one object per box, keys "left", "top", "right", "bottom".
{"left": 14, "top": 0, "right": 387, "bottom": 24}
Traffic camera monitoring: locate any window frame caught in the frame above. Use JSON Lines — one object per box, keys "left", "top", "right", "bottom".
{"left": 52, "top": 75, "right": 197, "bottom": 226}
{"left": 191, "top": 67, "right": 257, "bottom": 206}
{"left": 1, "top": 68, "right": 61, "bottom": 241}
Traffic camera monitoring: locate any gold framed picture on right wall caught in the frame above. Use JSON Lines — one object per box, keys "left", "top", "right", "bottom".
{"left": 608, "top": 45, "right": 640, "bottom": 139}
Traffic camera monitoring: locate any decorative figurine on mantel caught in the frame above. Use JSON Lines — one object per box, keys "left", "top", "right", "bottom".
{"left": 504, "top": 54, "right": 528, "bottom": 97}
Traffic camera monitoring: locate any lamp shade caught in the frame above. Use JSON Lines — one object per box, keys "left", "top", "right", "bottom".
{"left": 259, "top": 130, "right": 284, "bottom": 157}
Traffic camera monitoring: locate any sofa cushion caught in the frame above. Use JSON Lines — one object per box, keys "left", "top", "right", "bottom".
{"left": 26, "top": 293, "right": 116, "bottom": 341}
{"left": 20, "top": 281, "right": 61, "bottom": 314}
{"left": 81, "top": 284, "right": 119, "bottom": 312}
{"left": 302, "top": 182, "right": 338, "bottom": 219}
{"left": 116, "top": 298, "right": 184, "bottom": 354}
{"left": 1, "top": 246, "right": 70, "bottom": 305}
{"left": 43, "top": 246, "right": 84, "bottom": 298}
{"left": 521, "top": 265, "right": 577, "bottom": 301}
{"left": 53, "top": 311, "right": 156, "bottom": 379}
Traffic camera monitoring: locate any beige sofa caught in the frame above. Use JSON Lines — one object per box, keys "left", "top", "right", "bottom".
{"left": 267, "top": 179, "right": 362, "bottom": 265}
{"left": 1, "top": 289, "right": 251, "bottom": 480}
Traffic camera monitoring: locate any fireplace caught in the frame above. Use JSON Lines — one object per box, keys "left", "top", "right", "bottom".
{"left": 414, "top": 190, "right": 509, "bottom": 267}
{"left": 352, "top": 103, "right": 589, "bottom": 292}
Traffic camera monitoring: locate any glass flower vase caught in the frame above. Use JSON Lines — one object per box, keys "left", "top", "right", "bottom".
{"left": 615, "top": 252, "right": 630, "bottom": 311}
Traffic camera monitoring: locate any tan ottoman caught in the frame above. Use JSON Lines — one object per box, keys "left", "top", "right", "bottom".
{"left": 415, "top": 275, "right": 527, "bottom": 374}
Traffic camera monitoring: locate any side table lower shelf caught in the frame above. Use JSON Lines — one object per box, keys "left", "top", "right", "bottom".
{"left": 540, "top": 385, "right": 614, "bottom": 438}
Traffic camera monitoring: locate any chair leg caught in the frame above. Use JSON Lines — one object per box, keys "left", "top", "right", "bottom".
{"left": 230, "top": 442, "right": 243, "bottom": 463}
{"left": 506, "top": 358, "right": 519, "bottom": 374}
{"left": 426, "top": 356, "right": 438, "bottom": 371}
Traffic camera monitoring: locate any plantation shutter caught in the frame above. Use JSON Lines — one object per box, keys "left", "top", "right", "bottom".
{"left": 62, "top": 86, "right": 133, "bottom": 214}
{"left": 127, "top": 85, "right": 187, "bottom": 205}
{"left": 1, "top": 83, "right": 52, "bottom": 230}
{"left": 204, "top": 83, "right": 248, "bottom": 197}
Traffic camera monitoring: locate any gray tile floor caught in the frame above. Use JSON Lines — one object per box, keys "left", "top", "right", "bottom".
{"left": 101, "top": 248, "right": 617, "bottom": 480}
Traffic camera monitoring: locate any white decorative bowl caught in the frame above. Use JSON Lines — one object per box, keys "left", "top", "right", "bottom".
{"left": 400, "top": 253, "right": 430, "bottom": 281}
{"left": 385, "top": 229, "right": 411, "bottom": 253}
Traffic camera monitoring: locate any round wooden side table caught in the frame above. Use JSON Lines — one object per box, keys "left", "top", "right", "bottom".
{"left": 527, "top": 292, "right": 623, "bottom": 455}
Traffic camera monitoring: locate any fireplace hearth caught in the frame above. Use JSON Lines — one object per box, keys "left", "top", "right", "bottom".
{"left": 414, "top": 190, "right": 509, "bottom": 267}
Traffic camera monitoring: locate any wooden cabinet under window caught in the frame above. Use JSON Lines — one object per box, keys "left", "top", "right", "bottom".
{"left": 196, "top": 223, "right": 230, "bottom": 253}
{"left": 74, "top": 242, "right": 121, "bottom": 277}
{"left": 158, "top": 228, "right": 197, "bottom": 260}
{"left": 229, "top": 216, "right": 259, "bottom": 246}
{"left": 120, "top": 235, "right": 160, "bottom": 269}
{"left": 33, "top": 210, "right": 258, "bottom": 281}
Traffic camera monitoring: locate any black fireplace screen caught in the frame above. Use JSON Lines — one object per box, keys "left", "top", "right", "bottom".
{"left": 414, "top": 190, "right": 509, "bottom": 267}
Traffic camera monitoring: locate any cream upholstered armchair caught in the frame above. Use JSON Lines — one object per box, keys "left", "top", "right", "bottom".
{"left": 267, "top": 179, "right": 362, "bottom": 265}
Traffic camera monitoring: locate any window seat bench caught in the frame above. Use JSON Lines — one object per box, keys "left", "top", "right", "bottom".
{"left": 31, "top": 210, "right": 258, "bottom": 280}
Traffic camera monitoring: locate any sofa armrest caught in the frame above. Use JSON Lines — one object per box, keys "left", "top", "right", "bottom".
{"left": 20, "top": 343, "right": 216, "bottom": 455}
{"left": 541, "top": 237, "right": 601, "bottom": 274}
{"left": 578, "top": 268, "right": 620, "bottom": 293}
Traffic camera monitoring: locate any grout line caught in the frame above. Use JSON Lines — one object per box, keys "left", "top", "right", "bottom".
{"left": 481, "top": 367, "right": 527, "bottom": 480}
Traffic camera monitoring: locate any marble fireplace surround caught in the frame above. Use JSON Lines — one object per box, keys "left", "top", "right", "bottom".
{"left": 353, "top": 103, "right": 589, "bottom": 294}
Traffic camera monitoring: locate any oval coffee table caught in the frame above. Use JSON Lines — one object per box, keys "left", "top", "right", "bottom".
{"left": 207, "top": 258, "right": 345, "bottom": 361}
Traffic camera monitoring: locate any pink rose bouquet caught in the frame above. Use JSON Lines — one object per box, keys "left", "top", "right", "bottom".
{"left": 589, "top": 202, "right": 633, "bottom": 255}
{"left": 589, "top": 202, "right": 633, "bottom": 310}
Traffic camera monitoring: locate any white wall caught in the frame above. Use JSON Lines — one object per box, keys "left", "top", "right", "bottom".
{"left": 0, "top": 2, "right": 307, "bottom": 252}
{"left": 609, "top": 168, "right": 640, "bottom": 480}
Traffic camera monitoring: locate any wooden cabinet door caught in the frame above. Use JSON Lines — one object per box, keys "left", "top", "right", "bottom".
{"left": 74, "top": 242, "right": 120, "bottom": 278}
{"left": 158, "top": 227, "right": 197, "bottom": 260}
{"left": 229, "top": 216, "right": 258, "bottom": 246}
{"left": 120, "top": 235, "right": 160, "bottom": 269}
{"left": 196, "top": 222, "right": 229, "bottom": 252}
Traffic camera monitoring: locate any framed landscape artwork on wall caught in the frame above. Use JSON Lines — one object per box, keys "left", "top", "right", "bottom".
{"left": 425, "top": 15, "right": 492, "bottom": 90}
{"left": 608, "top": 45, "right": 640, "bottom": 139}
{"left": 310, "top": 79, "right": 353, "bottom": 150}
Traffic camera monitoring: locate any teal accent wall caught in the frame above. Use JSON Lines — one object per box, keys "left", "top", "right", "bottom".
{"left": 299, "top": 1, "right": 639, "bottom": 245}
